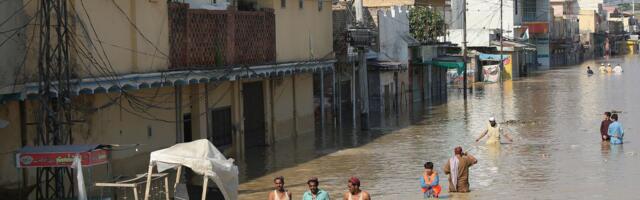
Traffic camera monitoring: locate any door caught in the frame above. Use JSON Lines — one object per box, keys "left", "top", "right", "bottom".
{"left": 183, "top": 113, "right": 192, "bottom": 142}
{"left": 242, "top": 82, "right": 266, "bottom": 148}
{"left": 211, "top": 107, "right": 233, "bottom": 147}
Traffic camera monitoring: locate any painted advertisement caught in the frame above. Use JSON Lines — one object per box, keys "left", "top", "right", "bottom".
{"left": 483, "top": 64, "right": 501, "bottom": 83}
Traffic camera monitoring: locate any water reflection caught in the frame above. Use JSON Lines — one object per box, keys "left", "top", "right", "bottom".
{"left": 239, "top": 55, "right": 640, "bottom": 199}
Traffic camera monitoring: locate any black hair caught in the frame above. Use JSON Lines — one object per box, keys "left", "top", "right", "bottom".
{"left": 424, "top": 162, "right": 433, "bottom": 169}
{"left": 274, "top": 176, "right": 284, "bottom": 183}
{"left": 611, "top": 114, "right": 618, "bottom": 121}
{"left": 307, "top": 179, "right": 319, "bottom": 185}
{"left": 605, "top": 112, "right": 612, "bottom": 117}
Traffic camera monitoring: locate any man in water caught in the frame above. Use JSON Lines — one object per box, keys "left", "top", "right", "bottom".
{"left": 343, "top": 177, "right": 370, "bottom": 200}
{"left": 608, "top": 114, "right": 624, "bottom": 144}
{"left": 420, "top": 162, "right": 441, "bottom": 198}
{"left": 613, "top": 64, "right": 623, "bottom": 73}
{"left": 303, "top": 177, "right": 330, "bottom": 200}
{"left": 606, "top": 63, "right": 613, "bottom": 73}
{"left": 599, "top": 63, "right": 606, "bottom": 72}
{"left": 475, "top": 117, "right": 514, "bottom": 145}
{"left": 600, "top": 112, "right": 612, "bottom": 141}
{"left": 444, "top": 147, "right": 477, "bottom": 193}
{"left": 269, "top": 176, "right": 292, "bottom": 200}
{"left": 587, "top": 66, "right": 594, "bottom": 75}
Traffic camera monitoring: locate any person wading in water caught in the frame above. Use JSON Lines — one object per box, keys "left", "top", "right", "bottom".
{"left": 343, "top": 177, "right": 370, "bottom": 200}
{"left": 444, "top": 147, "right": 477, "bottom": 193}
{"left": 268, "top": 176, "right": 292, "bottom": 200}
{"left": 475, "top": 117, "right": 514, "bottom": 145}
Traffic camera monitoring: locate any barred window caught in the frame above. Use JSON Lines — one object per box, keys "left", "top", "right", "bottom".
{"left": 300, "top": 0, "right": 303, "bottom": 9}
{"left": 282, "top": 0, "right": 286, "bottom": 8}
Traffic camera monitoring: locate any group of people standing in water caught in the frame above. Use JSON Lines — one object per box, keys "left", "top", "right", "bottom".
{"left": 587, "top": 63, "right": 623, "bottom": 75}
{"left": 600, "top": 111, "right": 625, "bottom": 145}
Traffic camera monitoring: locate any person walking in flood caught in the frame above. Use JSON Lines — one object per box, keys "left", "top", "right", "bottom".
{"left": 600, "top": 112, "right": 612, "bottom": 141}
{"left": 269, "top": 176, "right": 292, "bottom": 200}
{"left": 420, "top": 162, "right": 441, "bottom": 198}
{"left": 343, "top": 177, "right": 370, "bottom": 200}
{"left": 444, "top": 147, "right": 477, "bottom": 193}
{"left": 608, "top": 114, "right": 624, "bottom": 145}
{"left": 303, "top": 177, "right": 330, "bottom": 200}
{"left": 587, "top": 66, "right": 594, "bottom": 75}
{"left": 613, "top": 64, "right": 623, "bottom": 73}
{"left": 606, "top": 63, "right": 613, "bottom": 73}
{"left": 475, "top": 117, "right": 514, "bottom": 145}
{"left": 599, "top": 63, "right": 606, "bottom": 72}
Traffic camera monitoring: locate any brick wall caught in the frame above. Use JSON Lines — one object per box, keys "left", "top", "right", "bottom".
{"left": 169, "top": 3, "right": 276, "bottom": 69}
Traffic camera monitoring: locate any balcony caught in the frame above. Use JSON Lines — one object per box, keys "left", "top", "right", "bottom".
{"left": 169, "top": 2, "right": 276, "bottom": 69}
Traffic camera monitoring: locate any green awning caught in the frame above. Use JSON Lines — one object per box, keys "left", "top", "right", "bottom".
{"left": 432, "top": 60, "right": 464, "bottom": 69}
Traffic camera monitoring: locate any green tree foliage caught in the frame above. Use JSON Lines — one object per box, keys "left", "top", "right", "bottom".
{"left": 409, "top": 6, "right": 445, "bottom": 43}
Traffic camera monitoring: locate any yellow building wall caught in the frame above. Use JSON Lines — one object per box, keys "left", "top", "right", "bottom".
{"left": 0, "top": 101, "right": 22, "bottom": 186}
{"left": 294, "top": 73, "right": 315, "bottom": 135}
{"left": 259, "top": 0, "right": 333, "bottom": 63}
{"left": 272, "top": 77, "right": 296, "bottom": 140}
{"left": 15, "top": 0, "right": 170, "bottom": 82}
{"left": 578, "top": 10, "right": 598, "bottom": 33}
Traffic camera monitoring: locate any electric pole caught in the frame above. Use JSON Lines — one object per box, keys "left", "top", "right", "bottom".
{"left": 500, "top": 0, "right": 504, "bottom": 83}
{"left": 350, "top": 0, "right": 372, "bottom": 130}
{"left": 462, "top": 0, "right": 468, "bottom": 99}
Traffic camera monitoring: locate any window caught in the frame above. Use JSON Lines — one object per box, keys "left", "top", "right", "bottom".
{"left": 299, "top": 0, "right": 303, "bottom": 9}
{"left": 318, "top": 0, "right": 322, "bottom": 11}
{"left": 281, "top": 0, "right": 286, "bottom": 8}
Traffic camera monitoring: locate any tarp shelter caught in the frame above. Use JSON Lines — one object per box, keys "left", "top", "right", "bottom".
{"left": 144, "top": 139, "right": 238, "bottom": 200}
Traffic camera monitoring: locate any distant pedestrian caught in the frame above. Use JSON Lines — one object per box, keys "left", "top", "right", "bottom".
{"left": 600, "top": 112, "right": 612, "bottom": 141}
{"left": 343, "top": 177, "right": 370, "bottom": 200}
{"left": 444, "top": 147, "right": 477, "bottom": 193}
{"left": 269, "top": 176, "right": 292, "bottom": 200}
{"left": 606, "top": 63, "right": 613, "bottom": 73}
{"left": 303, "top": 177, "right": 330, "bottom": 200}
{"left": 420, "top": 162, "right": 441, "bottom": 198}
{"left": 613, "top": 64, "right": 623, "bottom": 73}
{"left": 587, "top": 66, "right": 594, "bottom": 75}
{"left": 608, "top": 114, "right": 624, "bottom": 145}
{"left": 599, "top": 63, "right": 606, "bottom": 72}
{"left": 475, "top": 117, "right": 514, "bottom": 145}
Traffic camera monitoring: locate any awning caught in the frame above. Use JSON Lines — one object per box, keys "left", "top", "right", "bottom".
{"left": 432, "top": 60, "right": 464, "bottom": 69}
{"left": 0, "top": 60, "right": 335, "bottom": 101}
{"left": 479, "top": 53, "right": 510, "bottom": 61}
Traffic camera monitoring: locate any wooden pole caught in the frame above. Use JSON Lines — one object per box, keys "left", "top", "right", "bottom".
{"left": 201, "top": 177, "right": 209, "bottom": 200}
{"left": 143, "top": 165, "right": 154, "bottom": 200}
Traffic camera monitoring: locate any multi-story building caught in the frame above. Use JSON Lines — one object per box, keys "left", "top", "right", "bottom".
{"left": 550, "top": 0, "right": 582, "bottom": 66}
{"left": 0, "top": 0, "right": 333, "bottom": 196}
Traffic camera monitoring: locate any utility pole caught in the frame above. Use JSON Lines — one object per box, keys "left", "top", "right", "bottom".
{"left": 351, "top": 0, "right": 371, "bottom": 130}
{"left": 499, "top": 0, "right": 504, "bottom": 83}
{"left": 462, "top": 0, "right": 468, "bottom": 99}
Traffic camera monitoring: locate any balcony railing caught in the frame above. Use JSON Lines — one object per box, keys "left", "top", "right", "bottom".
{"left": 169, "top": 2, "right": 276, "bottom": 69}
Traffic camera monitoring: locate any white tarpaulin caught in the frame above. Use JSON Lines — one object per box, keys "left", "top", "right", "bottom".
{"left": 149, "top": 139, "right": 238, "bottom": 200}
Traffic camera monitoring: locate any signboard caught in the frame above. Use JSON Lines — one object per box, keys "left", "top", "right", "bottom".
{"left": 16, "top": 149, "right": 108, "bottom": 168}
{"left": 483, "top": 64, "right": 500, "bottom": 83}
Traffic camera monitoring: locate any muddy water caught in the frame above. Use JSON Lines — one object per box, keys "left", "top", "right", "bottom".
{"left": 237, "top": 55, "right": 640, "bottom": 199}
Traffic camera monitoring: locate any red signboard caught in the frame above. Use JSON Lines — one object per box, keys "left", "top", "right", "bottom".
{"left": 16, "top": 149, "right": 108, "bottom": 168}
{"left": 525, "top": 22, "right": 549, "bottom": 34}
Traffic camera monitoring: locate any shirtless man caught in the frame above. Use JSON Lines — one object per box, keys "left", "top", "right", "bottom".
{"left": 268, "top": 176, "right": 292, "bottom": 200}
{"left": 343, "top": 177, "right": 370, "bottom": 200}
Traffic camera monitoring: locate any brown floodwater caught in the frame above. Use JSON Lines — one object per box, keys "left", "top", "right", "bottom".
{"left": 237, "top": 55, "right": 640, "bottom": 199}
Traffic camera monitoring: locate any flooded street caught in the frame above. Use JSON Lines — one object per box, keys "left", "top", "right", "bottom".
{"left": 237, "top": 55, "right": 640, "bottom": 199}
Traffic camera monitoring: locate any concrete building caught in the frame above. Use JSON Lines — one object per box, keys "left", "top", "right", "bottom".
{"left": 549, "top": 2, "right": 583, "bottom": 66}
{"left": 0, "top": 0, "right": 333, "bottom": 197}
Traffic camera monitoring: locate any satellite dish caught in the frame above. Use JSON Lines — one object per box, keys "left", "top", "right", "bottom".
{"left": 0, "top": 119, "right": 8, "bottom": 128}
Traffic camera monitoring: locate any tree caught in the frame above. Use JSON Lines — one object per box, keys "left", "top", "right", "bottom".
{"left": 409, "top": 6, "right": 445, "bottom": 43}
